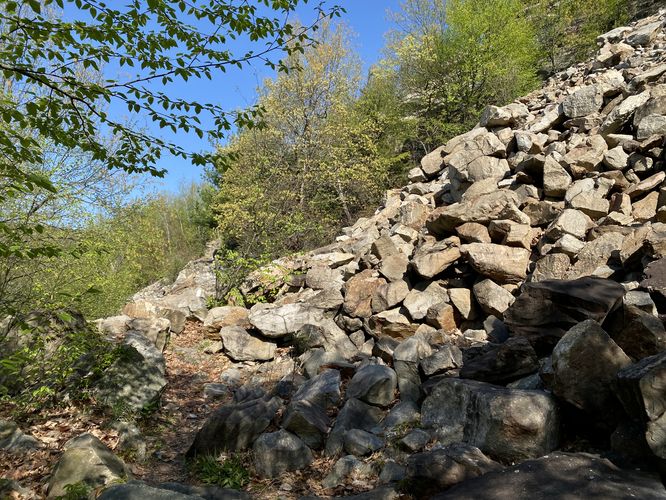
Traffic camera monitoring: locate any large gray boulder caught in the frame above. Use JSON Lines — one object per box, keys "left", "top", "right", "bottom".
{"left": 292, "top": 369, "right": 341, "bottom": 409}
{"left": 504, "top": 277, "right": 625, "bottom": 354}
{"left": 186, "top": 396, "right": 282, "bottom": 456}
{"left": 550, "top": 320, "right": 631, "bottom": 421}
{"left": 326, "top": 398, "right": 385, "bottom": 456}
{"left": 433, "top": 452, "right": 666, "bottom": 500}
{"left": 96, "top": 331, "right": 167, "bottom": 411}
{"left": 607, "top": 305, "right": 666, "bottom": 361}
{"left": 253, "top": 430, "right": 313, "bottom": 478}
{"left": 461, "top": 243, "right": 530, "bottom": 284}
{"left": 459, "top": 337, "right": 539, "bottom": 385}
{"left": 127, "top": 317, "right": 171, "bottom": 351}
{"left": 562, "top": 85, "right": 603, "bottom": 118}
{"left": 0, "top": 420, "right": 42, "bottom": 451}
{"left": 346, "top": 364, "right": 398, "bottom": 407}
{"left": 219, "top": 326, "right": 276, "bottom": 361}
{"left": 248, "top": 302, "right": 325, "bottom": 338}
{"left": 421, "top": 378, "right": 560, "bottom": 463}
{"left": 47, "top": 434, "right": 129, "bottom": 499}
{"left": 617, "top": 350, "right": 666, "bottom": 459}
{"left": 405, "top": 444, "right": 502, "bottom": 495}
{"left": 281, "top": 400, "right": 330, "bottom": 449}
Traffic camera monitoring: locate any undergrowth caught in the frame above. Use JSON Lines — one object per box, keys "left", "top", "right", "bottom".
{"left": 189, "top": 453, "right": 250, "bottom": 490}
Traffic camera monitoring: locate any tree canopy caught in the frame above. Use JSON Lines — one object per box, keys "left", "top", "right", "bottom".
{"left": 0, "top": 0, "right": 342, "bottom": 258}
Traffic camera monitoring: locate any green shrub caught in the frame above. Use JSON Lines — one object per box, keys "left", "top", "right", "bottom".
{"left": 189, "top": 454, "right": 250, "bottom": 490}
{"left": 0, "top": 310, "right": 121, "bottom": 412}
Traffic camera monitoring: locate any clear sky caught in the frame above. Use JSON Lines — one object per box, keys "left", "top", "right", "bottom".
{"left": 136, "top": 0, "right": 403, "bottom": 193}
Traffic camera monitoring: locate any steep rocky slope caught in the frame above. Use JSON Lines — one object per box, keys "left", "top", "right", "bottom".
{"left": 5, "top": 8, "right": 666, "bottom": 500}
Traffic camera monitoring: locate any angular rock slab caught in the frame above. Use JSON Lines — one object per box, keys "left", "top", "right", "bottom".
{"left": 405, "top": 444, "right": 502, "bottom": 494}
{"left": 461, "top": 243, "right": 530, "bottom": 284}
{"left": 326, "top": 398, "right": 385, "bottom": 456}
{"left": 346, "top": 364, "right": 397, "bottom": 407}
{"left": 253, "top": 429, "right": 313, "bottom": 478}
{"left": 550, "top": 320, "right": 631, "bottom": 421}
{"left": 219, "top": 326, "right": 276, "bottom": 361}
{"left": 186, "top": 396, "right": 282, "bottom": 456}
{"left": 433, "top": 452, "right": 666, "bottom": 500}
{"left": 248, "top": 302, "right": 325, "bottom": 338}
{"left": 96, "top": 331, "right": 167, "bottom": 411}
{"left": 282, "top": 400, "right": 330, "bottom": 450}
{"left": 617, "top": 351, "right": 666, "bottom": 459}
{"left": 0, "top": 420, "right": 42, "bottom": 451}
{"left": 421, "top": 378, "right": 559, "bottom": 463}
{"left": 504, "top": 277, "right": 625, "bottom": 354}
{"left": 427, "top": 191, "right": 527, "bottom": 236}
{"left": 47, "top": 434, "right": 129, "bottom": 499}
{"left": 459, "top": 337, "right": 538, "bottom": 385}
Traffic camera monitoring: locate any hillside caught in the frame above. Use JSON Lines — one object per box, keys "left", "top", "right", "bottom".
{"left": 3, "top": 6, "right": 666, "bottom": 500}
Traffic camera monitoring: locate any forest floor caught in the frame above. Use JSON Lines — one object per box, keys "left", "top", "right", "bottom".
{"left": 0, "top": 321, "right": 378, "bottom": 499}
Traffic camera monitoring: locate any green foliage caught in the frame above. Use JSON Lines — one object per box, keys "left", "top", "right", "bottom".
{"left": 211, "top": 21, "right": 404, "bottom": 268}
{"left": 0, "top": 311, "right": 121, "bottom": 411}
{"left": 55, "top": 481, "right": 91, "bottom": 500}
{"left": 189, "top": 454, "right": 250, "bottom": 490}
{"left": 1, "top": 183, "right": 213, "bottom": 319}
{"left": 213, "top": 249, "right": 268, "bottom": 306}
{"left": 526, "top": 0, "right": 630, "bottom": 74}
{"left": 386, "top": 0, "right": 539, "bottom": 151}
{"left": 0, "top": 0, "right": 341, "bottom": 313}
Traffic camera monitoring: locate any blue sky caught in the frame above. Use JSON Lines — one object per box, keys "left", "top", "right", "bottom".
{"left": 133, "top": 0, "right": 403, "bottom": 193}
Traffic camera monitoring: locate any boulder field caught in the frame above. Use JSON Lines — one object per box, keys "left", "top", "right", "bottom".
{"left": 19, "top": 7, "right": 666, "bottom": 499}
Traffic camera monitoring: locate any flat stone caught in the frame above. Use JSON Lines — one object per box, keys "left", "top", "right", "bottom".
{"left": 562, "top": 85, "right": 603, "bottom": 118}
{"left": 249, "top": 302, "right": 325, "bottom": 338}
{"left": 459, "top": 337, "right": 539, "bottom": 385}
{"left": 456, "top": 222, "right": 492, "bottom": 243}
{"left": 405, "top": 444, "right": 501, "bottom": 495}
{"left": 433, "top": 452, "right": 666, "bottom": 500}
{"left": 219, "top": 326, "right": 276, "bottom": 362}
{"left": 421, "top": 378, "right": 559, "bottom": 463}
{"left": 412, "top": 237, "right": 461, "bottom": 278}
{"left": 505, "top": 277, "right": 625, "bottom": 354}
{"left": 203, "top": 306, "right": 250, "bottom": 335}
{"left": 427, "top": 191, "right": 527, "bottom": 236}
{"left": 253, "top": 430, "right": 313, "bottom": 478}
{"left": 461, "top": 243, "right": 531, "bottom": 284}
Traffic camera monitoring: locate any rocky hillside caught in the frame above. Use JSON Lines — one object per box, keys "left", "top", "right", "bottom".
{"left": 4, "top": 8, "right": 666, "bottom": 500}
